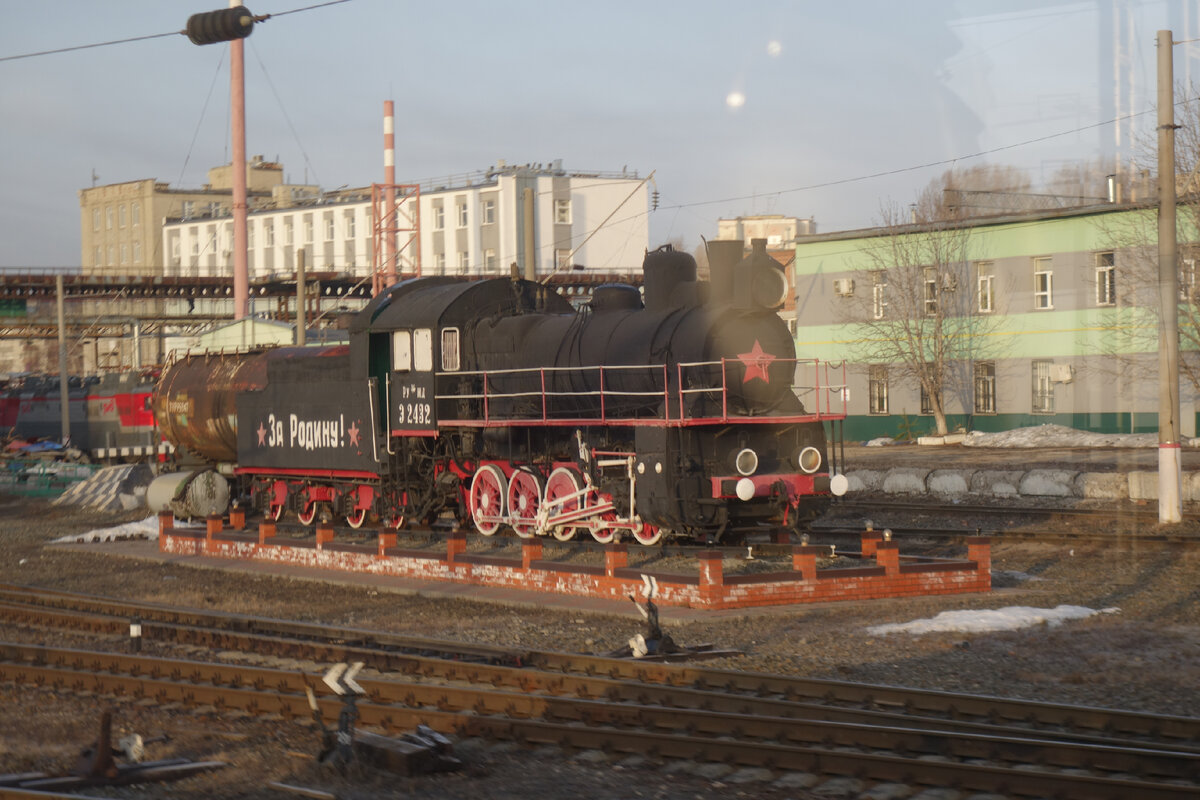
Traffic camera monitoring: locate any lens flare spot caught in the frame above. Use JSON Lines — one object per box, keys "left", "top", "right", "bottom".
{"left": 725, "top": 91, "right": 746, "bottom": 109}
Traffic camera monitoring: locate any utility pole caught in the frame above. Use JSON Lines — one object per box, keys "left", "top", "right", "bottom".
{"left": 186, "top": 4, "right": 255, "bottom": 320}
{"left": 56, "top": 274, "right": 70, "bottom": 444}
{"left": 1157, "top": 29, "right": 1181, "bottom": 524}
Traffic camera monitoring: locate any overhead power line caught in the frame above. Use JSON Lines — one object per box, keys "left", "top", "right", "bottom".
{"left": 0, "top": 0, "right": 353, "bottom": 63}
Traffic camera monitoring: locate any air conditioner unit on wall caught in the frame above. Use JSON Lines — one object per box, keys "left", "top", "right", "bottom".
{"left": 833, "top": 278, "right": 855, "bottom": 296}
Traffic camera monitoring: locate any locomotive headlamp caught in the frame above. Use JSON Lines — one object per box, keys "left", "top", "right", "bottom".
{"left": 796, "top": 446, "right": 822, "bottom": 474}
{"left": 736, "top": 478, "right": 756, "bottom": 501}
{"left": 734, "top": 447, "right": 758, "bottom": 476}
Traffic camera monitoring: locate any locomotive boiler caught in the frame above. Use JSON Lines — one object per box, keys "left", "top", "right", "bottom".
{"left": 153, "top": 241, "right": 847, "bottom": 544}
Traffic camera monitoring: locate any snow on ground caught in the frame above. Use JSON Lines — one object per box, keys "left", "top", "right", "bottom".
{"left": 51, "top": 515, "right": 160, "bottom": 543}
{"left": 867, "top": 423, "right": 1199, "bottom": 449}
{"left": 867, "top": 604, "right": 1121, "bottom": 636}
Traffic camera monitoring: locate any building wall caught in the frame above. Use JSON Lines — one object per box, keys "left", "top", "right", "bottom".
{"left": 793, "top": 204, "right": 1198, "bottom": 440}
{"left": 164, "top": 165, "right": 649, "bottom": 282}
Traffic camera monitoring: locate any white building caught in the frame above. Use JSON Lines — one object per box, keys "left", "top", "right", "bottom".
{"left": 162, "top": 161, "right": 649, "bottom": 282}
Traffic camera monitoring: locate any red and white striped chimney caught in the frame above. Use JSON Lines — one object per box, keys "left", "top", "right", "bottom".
{"left": 383, "top": 100, "right": 396, "bottom": 287}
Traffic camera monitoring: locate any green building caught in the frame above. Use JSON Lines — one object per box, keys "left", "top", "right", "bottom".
{"left": 792, "top": 201, "right": 1200, "bottom": 441}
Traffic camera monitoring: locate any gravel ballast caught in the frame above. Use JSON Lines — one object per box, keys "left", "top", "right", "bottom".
{"left": 1, "top": 492, "right": 1198, "bottom": 799}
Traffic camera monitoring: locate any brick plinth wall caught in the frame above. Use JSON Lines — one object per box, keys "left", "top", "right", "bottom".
{"left": 158, "top": 527, "right": 992, "bottom": 610}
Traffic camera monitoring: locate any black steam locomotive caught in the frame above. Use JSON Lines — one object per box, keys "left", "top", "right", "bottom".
{"left": 153, "top": 242, "right": 847, "bottom": 545}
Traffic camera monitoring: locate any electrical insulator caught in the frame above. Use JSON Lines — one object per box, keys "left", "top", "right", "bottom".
{"left": 651, "top": 189, "right": 660, "bottom": 211}
{"left": 186, "top": 6, "right": 255, "bottom": 45}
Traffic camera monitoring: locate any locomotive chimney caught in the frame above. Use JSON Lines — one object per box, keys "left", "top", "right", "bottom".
{"left": 705, "top": 239, "right": 743, "bottom": 306}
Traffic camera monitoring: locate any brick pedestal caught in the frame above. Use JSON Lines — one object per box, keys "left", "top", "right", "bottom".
{"left": 604, "top": 543, "right": 628, "bottom": 576}
{"left": 698, "top": 550, "right": 723, "bottom": 604}
{"left": 521, "top": 539, "right": 543, "bottom": 570}
{"left": 377, "top": 531, "right": 397, "bottom": 556}
{"left": 315, "top": 524, "right": 334, "bottom": 549}
{"left": 861, "top": 530, "right": 883, "bottom": 558}
{"left": 967, "top": 536, "right": 992, "bottom": 574}
{"left": 792, "top": 545, "right": 824, "bottom": 580}
{"left": 258, "top": 521, "right": 276, "bottom": 545}
{"left": 875, "top": 541, "right": 900, "bottom": 576}
{"left": 229, "top": 506, "right": 245, "bottom": 531}
{"left": 446, "top": 530, "right": 467, "bottom": 563}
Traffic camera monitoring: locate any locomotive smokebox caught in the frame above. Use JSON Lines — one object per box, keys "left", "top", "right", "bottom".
{"left": 642, "top": 245, "right": 697, "bottom": 312}
{"left": 734, "top": 239, "right": 789, "bottom": 310}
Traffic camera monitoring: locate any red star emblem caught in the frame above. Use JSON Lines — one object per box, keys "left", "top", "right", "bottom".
{"left": 737, "top": 340, "right": 776, "bottom": 384}
{"left": 348, "top": 420, "right": 361, "bottom": 447}
{"left": 256, "top": 422, "right": 267, "bottom": 445}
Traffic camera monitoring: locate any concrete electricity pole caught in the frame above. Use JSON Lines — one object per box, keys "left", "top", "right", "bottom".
{"left": 1157, "top": 29, "right": 1181, "bottom": 523}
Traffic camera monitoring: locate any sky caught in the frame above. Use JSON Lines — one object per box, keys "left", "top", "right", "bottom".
{"left": 1, "top": 0, "right": 1199, "bottom": 270}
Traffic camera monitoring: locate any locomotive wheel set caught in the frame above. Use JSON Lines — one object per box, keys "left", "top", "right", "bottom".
{"left": 152, "top": 242, "right": 848, "bottom": 546}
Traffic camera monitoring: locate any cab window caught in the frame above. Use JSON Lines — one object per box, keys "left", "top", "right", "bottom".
{"left": 413, "top": 328, "right": 433, "bottom": 372}
{"left": 392, "top": 331, "right": 411, "bottom": 372}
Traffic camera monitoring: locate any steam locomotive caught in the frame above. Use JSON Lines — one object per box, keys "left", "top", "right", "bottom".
{"left": 153, "top": 242, "right": 847, "bottom": 545}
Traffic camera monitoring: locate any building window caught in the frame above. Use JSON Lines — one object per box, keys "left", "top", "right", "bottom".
{"left": 1032, "top": 360, "right": 1054, "bottom": 413}
{"left": 106, "top": 207, "right": 113, "bottom": 230}
{"left": 556, "top": 249, "right": 572, "bottom": 270}
{"left": 872, "top": 277, "right": 887, "bottom": 319}
{"left": 458, "top": 251, "right": 468, "bottom": 274}
{"left": 92, "top": 209, "right": 101, "bottom": 232}
{"left": 133, "top": 241, "right": 141, "bottom": 264}
{"left": 457, "top": 202, "right": 468, "bottom": 228}
{"left": 119, "top": 205, "right": 127, "bottom": 228}
{"left": 919, "top": 366, "right": 938, "bottom": 415}
{"left": 441, "top": 328, "right": 460, "bottom": 372}
{"left": 554, "top": 199, "right": 571, "bottom": 224}
{"left": 1033, "top": 257, "right": 1053, "bottom": 309}
{"left": 481, "top": 199, "right": 495, "bottom": 225}
{"left": 435, "top": 252, "right": 446, "bottom": 273}
{"left": 170, "top": 239, "right": 179, "bottom": 261}
{"left": 108, "top": 245, "right": 116, "bottom": 264}
{"left": 977, "top": 262, "right": 994, "bottom": 312}
{"left": 303, "top": 216, "right": 313, "bottom": 243}
{"left": 433, "top": 206, "right": 445, "bottom": 231}
{"left": 132, "top": 202, "right": 140, "bottom": 227}
{"left": 182, "top": 201, "right": 195, "bottom": 219}
{"left": 284, "top": 220, "right": 294, "bottom": 245}
{"left": 485, "top": 249, "right": 497, "bottom": 272}
{"left": 1181, "top": 258, "right": 1197, "bottom": 301}
{"left": 974, "top": 362, "right": 996, "bottom": 414}
{"left": 325, "top": 215, "right": 335, "bottom": 241}
{"left": 923, "top": 268, "right": 938, "bottom": 316}
{"left": 265, "top": 223, "right": 274, "bottom": 246}
{"left": 248, "top": 224, "right": 255, "bottom": 249}
{"left": 1095, "top": 252, "right": 1115, "bottom": 306}
{"left": 94, "top": 246, "right": 102, "bottom": 266}
{"left": 345, "top": 214, "right": 356, "bottom": 238}
{"left": 120, "top": 243, "right": 128, "bottom": 265}
{"left": 868, "top": 366, "right": 888, "bottom": 415}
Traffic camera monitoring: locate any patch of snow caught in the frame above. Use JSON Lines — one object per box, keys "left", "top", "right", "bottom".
{"left": 52, "top": 515, "right": 160, "bottom": 544}
{"left": 866, "top": 604, "right": 1121, "bottom": 635}
{"left": 962, "top": 424, "right": 1199, "bottom": 449}
{"left": 865, "top": 437, "right": 896, "bottom": 447}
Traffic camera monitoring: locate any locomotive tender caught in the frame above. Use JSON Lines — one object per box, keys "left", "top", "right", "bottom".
{"left": 153, "top": 241, "right": 847, "bottom": 545}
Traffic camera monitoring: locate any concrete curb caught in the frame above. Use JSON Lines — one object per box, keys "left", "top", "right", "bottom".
{"left": 845, "top": 467, "right": 1199, "bottom": 501}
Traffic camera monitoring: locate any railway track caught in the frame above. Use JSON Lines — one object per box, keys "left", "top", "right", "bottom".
{"left": 1, "top": 584, "right": 1198, "bottom": 799}
{"left": 815, "top": 499, "right": 1200, "bottom": 545}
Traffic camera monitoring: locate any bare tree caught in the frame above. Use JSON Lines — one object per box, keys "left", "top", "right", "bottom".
{"left": 838, "top": 201, "right": 1005, "bottom": 436}
{"left": 1093, "top": 85, "right": 1200, "bottom": 396}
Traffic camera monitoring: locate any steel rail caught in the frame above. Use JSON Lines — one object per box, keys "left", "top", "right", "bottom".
{"left": 0, "top": 643, "right": 1196, "bottom": 800}
{"left": 3, "top": 584, "right": 1198, "bottom": 748}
